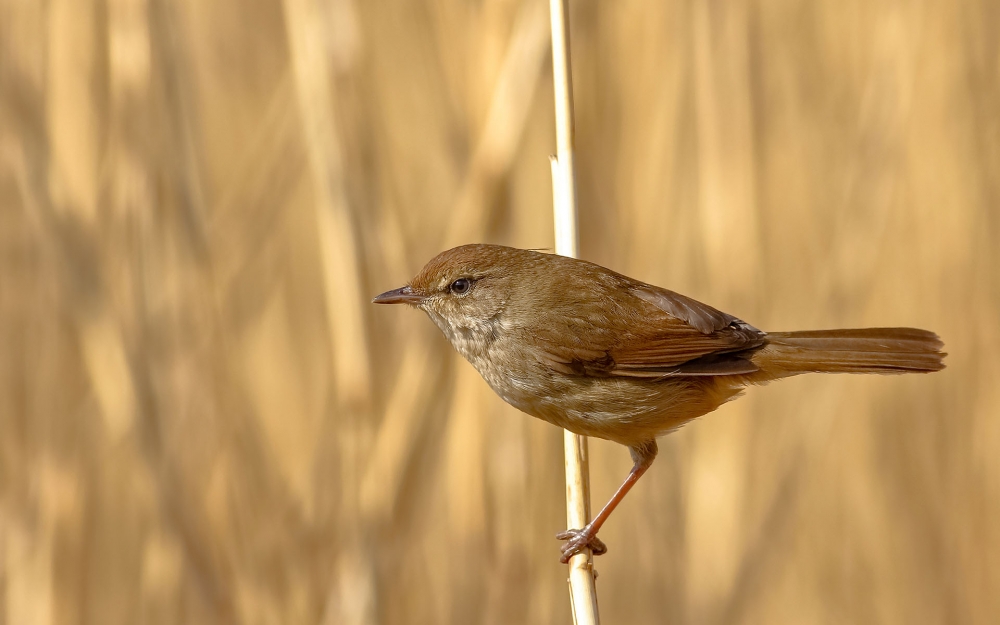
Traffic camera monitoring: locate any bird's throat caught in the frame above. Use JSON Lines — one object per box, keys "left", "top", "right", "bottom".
{"left": 424, "top": 308, "right": 500, "bottom": 366}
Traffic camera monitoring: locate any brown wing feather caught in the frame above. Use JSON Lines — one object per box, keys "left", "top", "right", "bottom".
{"left": 533, "top": 283, "right": 767, "bottom": 378}
{"left": 631, "top": 285, "right": 738, "bottom": 334}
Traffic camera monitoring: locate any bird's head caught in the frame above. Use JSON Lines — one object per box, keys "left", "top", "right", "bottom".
{"left": 372, "top": 244, "right": 545, "bottom": 353}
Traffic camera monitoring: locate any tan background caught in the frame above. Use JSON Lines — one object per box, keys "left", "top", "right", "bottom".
{"left": 1, "top": 0, "right": 997, "bottom": 623}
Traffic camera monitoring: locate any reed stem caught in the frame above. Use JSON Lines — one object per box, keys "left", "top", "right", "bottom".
{"left": 548, "top": 0, "right": 600, "bottom": 622}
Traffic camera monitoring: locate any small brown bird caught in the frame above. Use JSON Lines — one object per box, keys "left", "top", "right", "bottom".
{"left": 373, "top": 244, "right": 945, "bottom": 563}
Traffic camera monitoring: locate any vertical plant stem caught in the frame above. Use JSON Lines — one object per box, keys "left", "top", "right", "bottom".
{"left": 282, "top": 2, "right": 375, "bottom": 624}
{"left": 549, "top": 0, "right": 600, "bottom": 622}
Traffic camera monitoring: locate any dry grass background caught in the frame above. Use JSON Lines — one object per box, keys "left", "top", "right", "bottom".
{"left": 1, "top": 0, "right": 998, "bottom": 623}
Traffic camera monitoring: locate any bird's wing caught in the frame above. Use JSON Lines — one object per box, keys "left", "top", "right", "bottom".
{"left": 533, "top": 284, "right": 767, "bottom": 378}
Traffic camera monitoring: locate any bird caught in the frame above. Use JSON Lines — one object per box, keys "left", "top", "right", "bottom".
{"left": 372, "top": 244, "right": 945, "bottom": 563}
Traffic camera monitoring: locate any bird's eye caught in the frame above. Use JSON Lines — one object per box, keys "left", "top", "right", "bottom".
{"left": 449, "top": 278, "right": 472, "bottom": 295}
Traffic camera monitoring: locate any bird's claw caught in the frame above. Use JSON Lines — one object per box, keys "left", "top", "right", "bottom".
{"left": 556, "top": 527, "right": 607, "bottom": 563}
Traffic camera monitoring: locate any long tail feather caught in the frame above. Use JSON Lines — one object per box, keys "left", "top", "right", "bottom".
{"left": 750, "top": 327, "right": 945, "bottom": 381}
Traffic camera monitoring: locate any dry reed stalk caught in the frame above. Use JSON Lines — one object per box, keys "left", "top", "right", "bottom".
{"left": 0, "top": 0, "right": 994, "bottom": 622}
{"left": 443, "top": 0, "right": 550, "bottom": 247}
{"left": 45, "top": 0, "right": 139, "bottom": 447}
{"left": 282, "top": 1, "right": 374, "bottom": 623}
{"left": 363, "top": 0, "right": 549, "bottom": 526}
{"left": 282, "top": 0, "right": 371, "bottom": 411}
{"left": 549, "top": 0, "right": 600, "bottom": 622}
{"left": 691, "top": 0, "right": 760, "bottom": 305}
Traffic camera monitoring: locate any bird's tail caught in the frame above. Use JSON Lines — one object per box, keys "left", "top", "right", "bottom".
{"left": 748, "top": 327, "right": 945, "bottom": 382}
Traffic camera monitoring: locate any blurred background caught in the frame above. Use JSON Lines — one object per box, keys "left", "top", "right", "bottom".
{"left": 1, "top": 0, "right": 998, "bottom": 623}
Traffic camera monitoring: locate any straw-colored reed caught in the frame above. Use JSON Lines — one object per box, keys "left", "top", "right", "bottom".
{"left": 0, "top": 0, "right": 996, "bottom": 623}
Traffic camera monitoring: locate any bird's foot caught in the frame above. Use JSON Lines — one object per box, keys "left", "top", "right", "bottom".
{"left": 555, "top": 526, "right": 607, "bottom": 563}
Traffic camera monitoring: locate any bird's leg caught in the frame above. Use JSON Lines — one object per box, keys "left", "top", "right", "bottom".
{"left": 557, "top": 440, "right": 658, "bottom": 563}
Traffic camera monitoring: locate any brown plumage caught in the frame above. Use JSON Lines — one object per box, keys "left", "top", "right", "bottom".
{"left": 373, "top": 244, "right": 945, "bottom": 562}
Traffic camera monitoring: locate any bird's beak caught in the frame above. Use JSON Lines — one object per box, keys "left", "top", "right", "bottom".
{"left": 372, "top": 285, "right": 426, "bottom": 305}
